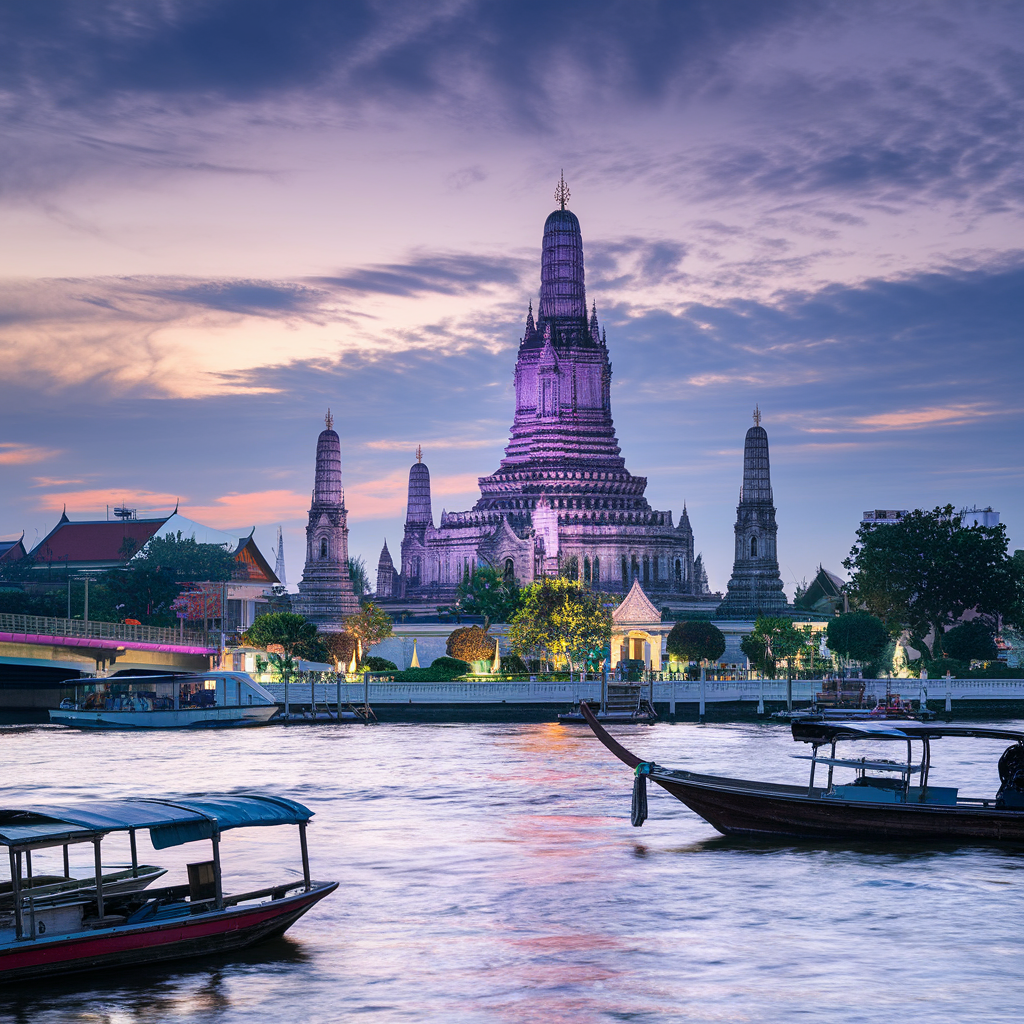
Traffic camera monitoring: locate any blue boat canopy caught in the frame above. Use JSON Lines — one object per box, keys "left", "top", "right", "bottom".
{"left": 0, "top": 794, "right": 314, "bottom": 849}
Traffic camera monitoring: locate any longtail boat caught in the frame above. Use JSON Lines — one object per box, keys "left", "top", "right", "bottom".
{"left": 0, "top": 794, "right": 337, "bottom": 983}
{"left": 580, "top": 701, "right": 1024, "bottom": 842}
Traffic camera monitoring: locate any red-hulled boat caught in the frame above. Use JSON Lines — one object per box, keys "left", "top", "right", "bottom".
{"left": 580, "top": 702, "right": 1024, "bottom": 842}
{"left": 0, "top": 794, "right": 337, "bottom": 983}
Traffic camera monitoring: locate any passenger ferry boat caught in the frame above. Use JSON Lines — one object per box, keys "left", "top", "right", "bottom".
{"left": 0, "top": 794, "right": 336, "bottom": 983}
{"left": 49, "top": 671, "right": 279, "bottom": 729}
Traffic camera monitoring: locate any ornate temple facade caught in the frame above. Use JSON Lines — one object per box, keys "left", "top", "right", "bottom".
{"left": 716, "top": 411, "right": 788, "bottom": 618}
{"left": 292, "top": 412, "right": 360, "bottom": 628}
{"left": 394, "top": 191, "right": 696, "bottom": 603}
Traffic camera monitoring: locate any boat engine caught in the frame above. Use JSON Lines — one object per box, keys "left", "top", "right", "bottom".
{"left": 996, "top": 743, "right": 1024, "bottom": 808}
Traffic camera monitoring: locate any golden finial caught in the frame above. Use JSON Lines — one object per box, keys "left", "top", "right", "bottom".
{"left": 325, "top": 408, "right": 334, "bottom": 430}
{"left": 753, "top": 405, "right": 761, "bottom": 427}
{"left": 554, "top": 170, "right": 570, "bottom": 210}
{"left": 416, "top": 445, "right": 422, "bottom": 463}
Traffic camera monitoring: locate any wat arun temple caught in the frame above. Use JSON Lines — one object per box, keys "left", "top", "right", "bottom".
{"left": 386, "top": 182, "right": 704, "bottom": 607}
{"left": 295, "top": 182, "right": 790, "bottom": 622}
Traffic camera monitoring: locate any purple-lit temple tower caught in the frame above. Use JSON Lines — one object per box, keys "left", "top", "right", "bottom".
{"left": 395, "top": 187, "right": 696, "bottom": 602}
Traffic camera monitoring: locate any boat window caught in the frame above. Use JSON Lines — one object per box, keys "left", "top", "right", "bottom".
{"left": 76, "top": 680, "right": 175, "bottom": 711}
{"left": 180, "top": 680, "right": 216, "bottom": 708}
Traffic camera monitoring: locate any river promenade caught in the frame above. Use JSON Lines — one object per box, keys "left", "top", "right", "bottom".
{"left": 262, "top": 675, "right": 1024, "bottom": 720}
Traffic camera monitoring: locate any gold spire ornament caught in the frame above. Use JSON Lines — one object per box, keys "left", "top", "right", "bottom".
{"left": 325, "top": 409, "right": 334, "bottom": 430}
{"left": 416, "top": 445, "right": 423, "bottom": 463}
{"left": 753, "top": 405, "right": 761, "bottom": 427}
{"left": 554, "top": 170, "right": 570, "bottom": 210}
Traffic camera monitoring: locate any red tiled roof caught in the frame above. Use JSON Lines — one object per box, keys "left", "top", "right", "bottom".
{"left": 32, "top": 519, "right": 166, "bottom": 565}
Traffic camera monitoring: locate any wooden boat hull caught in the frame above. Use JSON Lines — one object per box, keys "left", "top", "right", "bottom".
{"left": 652, "top": 770, "right": 1024, "bottom": 842}
{"left": 578, "top": 701, "right": 1024, "bottom": 843}
{"left": 0, "top": 881, "right": 337, "bottom": 984}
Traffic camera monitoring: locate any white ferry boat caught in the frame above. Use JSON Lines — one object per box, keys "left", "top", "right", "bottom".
{"left": 49, "top": 671, "right": 279, "bottom": 729}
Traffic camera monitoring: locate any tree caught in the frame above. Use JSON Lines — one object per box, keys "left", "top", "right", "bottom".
{"left": 741, "top": 617, "right": 809, "bottom": 677}
{"left": 508, "top": 578, "right": 611, "bottom": 672}
{"left": 348, "top": 556, "right": 369, "bottom": 601}
{"left": 102, "top": 566, "right": 180, "bottom": 625}
{"left": 939, "top": 620, "right": 998, "bottom": 663}
{"left": 134, "top": 532, "right": 237, "bottom": 582}
{"left": 455, "top": 566, "right": 521, "bottom": 629}
{"left": 244, "top": 612, "right": 323, "bottom": 661}
{"left": 447, "top": 625, "right": 497, "bottom": 663}
{"left": 826, "top": 611, "right": 888, "bottom": 665}
{"left": 322, "top": 630, "right": 358, "bottom": 672}
{"left": 844, "top": 505, "right": 1016, "bottom": 657}
{"left": 666, "top": 620, "right": 726, "bottom": 664}
{"left": 344, "top": 602, "right": 393, "bottom": 665}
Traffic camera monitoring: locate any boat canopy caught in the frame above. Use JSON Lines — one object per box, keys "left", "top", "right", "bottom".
{"left": 792, "top": 722, "right": 1024, "bottom": 745}
{"left": 0, "top": 794, "right": 314, "bottom": 850}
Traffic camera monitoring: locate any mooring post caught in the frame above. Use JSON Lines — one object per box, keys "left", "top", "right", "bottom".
{"left": 757, "top": 674, "right": 765, "bottom": 716}
{"left": 945, "top": 671, "right": 952, "bottom": 713}
{"left": 336, "top": 672, "right": 342, "bottom": 722}
{"left": 699, "top": 665, "right": 706, "bottom": 724}
{"left": 93, "top": 838, "right": 104, "bottom": 920}
{"left": 363, "top": 671, "right": 370, "bottom": 724}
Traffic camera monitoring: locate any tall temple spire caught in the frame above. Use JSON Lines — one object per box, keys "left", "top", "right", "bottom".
{"left": 405, "top": 452, "right": 432, "bottom": 526}
{"left": 538, "top": 197, "right": 585, "bottom": 322}
{"left": 274, "top": 525, "right": 287, "bottom": 588}
{"left": 293, "top": 418, "right": 359, "bottom": 627}
{"left": 716, "top": 413, "right": 787, "bottom": 619}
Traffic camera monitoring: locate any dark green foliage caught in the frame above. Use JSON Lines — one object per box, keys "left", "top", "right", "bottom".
{"left": 499, "top": 653, "right": 528, "bottom": 674}
{"left": 741, "top": 616, "right": 809, "bottom": 677}
{"left": 0, "top": 589, "right": 68, "bottom": 616}
{"left": 456, "top": 566, "right": 521, "bottom": 628}
{"left": 348, "top": 556, "right": 369, "bottom": 600}
{"left": 430, "top": 656, "right": 472, "bottom": 675}
{"left": 844, "top": 505, "right": 1016, "bottom": 652}
{"left": 666, "top": 620, "right": 726, "bottom": 663}
{"left": 135, "top": 532, "right": 236, "bottom": 582}
{"left": 927, "top": 657, "right": 969, "bottom": 678}
{"left": 102, "top": 566, "right": 180, "bottom": 624}
{"left": 392, "top": 656, "right": 472, "bottom": 682}
{"left": 362, "top": 656, "right": 397, "bottom": 671}
{"left": 937, "top": 620, "right": 998, "bottom": 663}
{"left": 826, "top": 612, "right": 889, "bottom": 663}
{"left": 245, "top": 612, "right": 323, "bottom": 661}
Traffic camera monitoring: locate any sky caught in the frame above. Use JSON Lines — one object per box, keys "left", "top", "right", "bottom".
{"left": 1, "top": 0, "right": 1022, "bottom": 596}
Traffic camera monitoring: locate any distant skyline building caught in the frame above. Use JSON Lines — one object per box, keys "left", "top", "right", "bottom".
{"left": 393, "top": 185, "right": 697, "bottom": 604}
{"left": 292, "top": 411, "right": 359, "bottom": 628}
{"left": 716, "top": 409, "right": 788, "bottom": 619}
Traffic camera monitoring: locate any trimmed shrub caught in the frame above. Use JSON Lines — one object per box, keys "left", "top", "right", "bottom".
{"left": 446, "top": 625, "right": 496, "bottom": 662}
{"left": 667, "top": 620, "right": 726, "bottom": 663}
{"left": 362, "top": 656, "right": 397, "bottom": 671}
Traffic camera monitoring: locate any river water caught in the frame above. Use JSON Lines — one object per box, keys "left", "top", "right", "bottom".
{"left": 1, "top": 719, "right": 1022, "bottom": 1023}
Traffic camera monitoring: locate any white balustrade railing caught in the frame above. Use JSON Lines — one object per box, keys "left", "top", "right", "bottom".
{"left": 261, "top": 675, "right": 1024, "bottom": 707}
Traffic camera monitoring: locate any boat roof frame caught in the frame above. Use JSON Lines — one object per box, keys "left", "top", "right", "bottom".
{"left": 0, "top": 794, "right": 314, "bottom": 852}
{"left": 792, "top": 722, "right": 1024, "bottom": 745}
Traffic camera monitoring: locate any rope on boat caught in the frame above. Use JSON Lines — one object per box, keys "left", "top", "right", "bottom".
{"left": 631, "top": 762, "right": 655, "bottom": 827}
